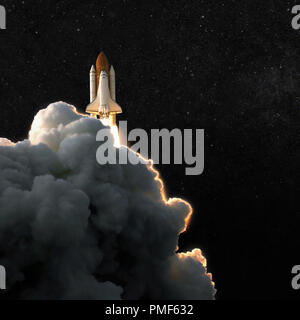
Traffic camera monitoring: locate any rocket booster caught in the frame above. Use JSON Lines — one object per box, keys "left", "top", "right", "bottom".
{"left": 110, "top": 65, "right": 116, "bottom": 101}
{"left": 90, "top": 65, "right": 96, "bottom": 103}
{"left": 86, "top": 52, "right": 122, "bottom": 126}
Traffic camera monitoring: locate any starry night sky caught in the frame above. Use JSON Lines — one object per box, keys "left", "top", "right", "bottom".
{"left": 0, "top": 0, "right": 300, "bottom": 299}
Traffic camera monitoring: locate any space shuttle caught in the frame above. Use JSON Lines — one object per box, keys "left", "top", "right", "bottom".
{"left": 86, "top": 52, "right": 122, "bottom": 126}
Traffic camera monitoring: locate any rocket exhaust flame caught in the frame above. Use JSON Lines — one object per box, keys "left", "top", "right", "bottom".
{"left": 110, "top": 125, "right": 121, "bottom": 148}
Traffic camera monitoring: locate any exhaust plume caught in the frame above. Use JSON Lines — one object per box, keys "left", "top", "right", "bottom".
{"left": 0, "top": 102, "right": 215, "bottom": 300}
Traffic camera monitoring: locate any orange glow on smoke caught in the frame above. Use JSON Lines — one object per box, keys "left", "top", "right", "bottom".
{"left": 73, "top": 106, "right": 88, "bottom": 117}
{"left": 178, "top": 249, "right": 207, "bottom": 267}
{"left": 177, "top": 249, "right": 215, "bottom": 287}
{"left": 148, "top": 162, "right": 193, "bottom": 234}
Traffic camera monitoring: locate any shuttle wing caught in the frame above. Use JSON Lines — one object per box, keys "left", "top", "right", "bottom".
{"left": 108, "top": 98, "right": 123, "bottom": 114}
{"left": 86, "top": 97, "right": 122, "bottom": 115}
{"left": 86, "top": 99, "right": 99, "bottom": 114}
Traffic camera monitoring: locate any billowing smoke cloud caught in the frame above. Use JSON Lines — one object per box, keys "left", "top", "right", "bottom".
{"left": 0, "top": 102, "right": 215, "bottom": 300}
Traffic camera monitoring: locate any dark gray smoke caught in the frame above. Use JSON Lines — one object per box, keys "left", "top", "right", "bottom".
{"left": 0, "top": 102, "right": 215, "bottom": 300}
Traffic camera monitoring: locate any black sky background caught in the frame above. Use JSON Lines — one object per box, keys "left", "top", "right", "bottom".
{"left": 0, "top": 0, "right": 299, "bottom": 299}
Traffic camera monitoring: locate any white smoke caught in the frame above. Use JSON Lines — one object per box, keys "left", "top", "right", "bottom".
{"left": 0, "top": 102, "right": 215, "bottom": 300}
